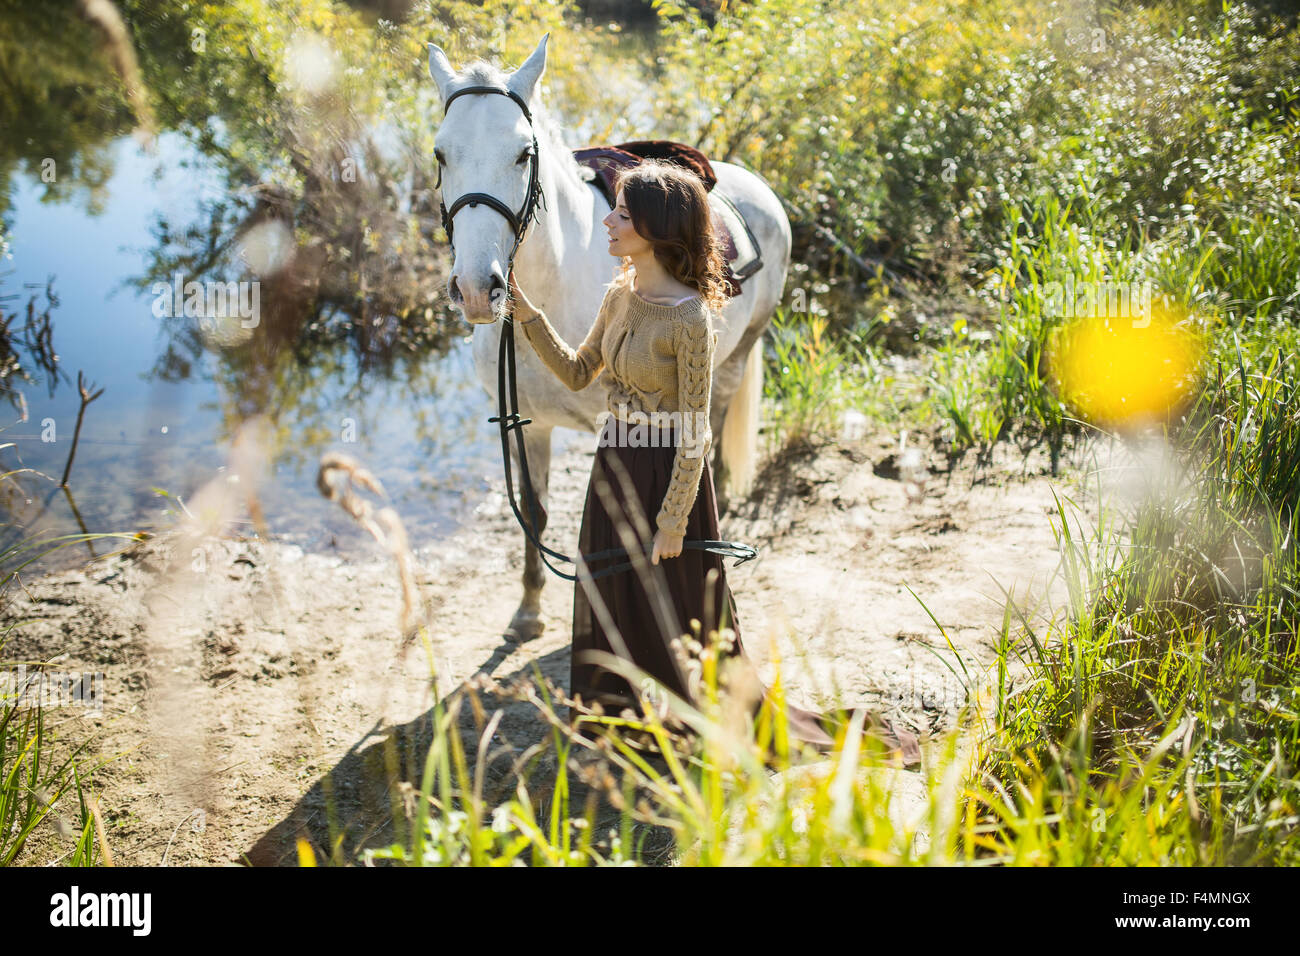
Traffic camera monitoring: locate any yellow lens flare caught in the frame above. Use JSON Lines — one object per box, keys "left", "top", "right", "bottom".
{"left": 1048, "top": 304, "right": 1203, "bottom": 431}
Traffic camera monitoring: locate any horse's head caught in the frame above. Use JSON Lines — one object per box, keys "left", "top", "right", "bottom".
{"left": 428, "top": 35, "right": 549, "bottom": 326}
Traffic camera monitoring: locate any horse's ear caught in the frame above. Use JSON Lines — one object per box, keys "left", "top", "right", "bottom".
{"left": 427, "top": 43, "right": 456, "bottom": 102}
{"left": 507, "top": 33, "right": 549, "bottom": 106}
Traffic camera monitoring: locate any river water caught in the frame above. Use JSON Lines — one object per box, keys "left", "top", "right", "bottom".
{"left": 0, "top": 7, "right": 658, "bottom": 576}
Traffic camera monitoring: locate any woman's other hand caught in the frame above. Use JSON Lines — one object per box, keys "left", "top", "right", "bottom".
{"left": 651, "top": 528, "right": 684, "bottom": 564}
{"left": 507, "top": 268, "right": 540, "bottom": 320}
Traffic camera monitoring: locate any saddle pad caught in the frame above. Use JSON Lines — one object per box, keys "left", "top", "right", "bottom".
{"left": 573, "top": 142, "right": 763, "bottom": 297}
{"left": 709, "top": 190, "right": 762, "bottom": 283}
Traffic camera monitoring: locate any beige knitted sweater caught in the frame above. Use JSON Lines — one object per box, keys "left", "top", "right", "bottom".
{"left": 518, "top": 274, "right": 716, "bottom": 538}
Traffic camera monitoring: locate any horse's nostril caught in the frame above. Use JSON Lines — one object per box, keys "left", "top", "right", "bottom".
{"left": 450, "top": 277, "right": 463, "bottom": 302}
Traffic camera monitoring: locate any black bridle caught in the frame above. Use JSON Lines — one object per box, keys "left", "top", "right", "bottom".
{"left": 436, "top": 84, "right": 757, "bottom": 582}
{"left": 436, "top": 85, "right": 545, "bottom": 254}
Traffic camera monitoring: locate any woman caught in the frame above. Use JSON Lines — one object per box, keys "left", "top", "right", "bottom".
{"left": 507, "top": 159, "right": 919, "bottom": 766}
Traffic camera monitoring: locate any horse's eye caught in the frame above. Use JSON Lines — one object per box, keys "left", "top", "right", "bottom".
{"left": 434, "top": 149, "right": 446, "bottom": 166}
{"left": 517, "top": 148, "right": 532, "bottom": 165}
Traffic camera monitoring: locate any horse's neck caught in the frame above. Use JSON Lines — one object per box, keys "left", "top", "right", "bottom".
{"left": 511, "top": 112, "right": 608, "bottom": 326}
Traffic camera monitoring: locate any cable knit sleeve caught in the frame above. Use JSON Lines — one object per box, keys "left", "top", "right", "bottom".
{"left": 518, "top": 286, "right": 613, "bottom": 391}
{"left": 655, "top": 306, "right": 714, "bottom": 538}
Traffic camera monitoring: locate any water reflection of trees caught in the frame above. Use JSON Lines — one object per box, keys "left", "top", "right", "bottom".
{"left": 0, "top": 1, "right": 135, "bottom": 220}
{"left": 0, "top": 278, "right": 64, "bottom": 413}
{"left": 1, "top": 1, "right": 642, "bottom": 460}
{"left": 118, "top": 0, "right": 461, "bottom": 387}
{"left": 1, "top": 0, "right": 471, "bottom": 452}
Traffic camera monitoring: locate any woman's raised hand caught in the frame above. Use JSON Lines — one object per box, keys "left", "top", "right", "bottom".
{"left": 507, "top": 268, "right": 539, "bottom": 320}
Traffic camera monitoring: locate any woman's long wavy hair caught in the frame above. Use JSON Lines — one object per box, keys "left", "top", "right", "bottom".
{"left": 610, "top": 159, "right": 729, "bottom": 315}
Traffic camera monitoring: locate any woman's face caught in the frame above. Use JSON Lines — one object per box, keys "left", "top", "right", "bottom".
{"left": 603, "top": 188, "right": 651, "bottom": 259}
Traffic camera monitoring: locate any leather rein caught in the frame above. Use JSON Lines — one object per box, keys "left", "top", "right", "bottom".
{"left": 437, "top": 84, "right": 757, "bottom": 582}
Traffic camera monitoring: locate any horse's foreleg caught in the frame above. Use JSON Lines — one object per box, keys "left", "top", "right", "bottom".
{"left": 505, "top": 425, "right": 554, "bottom": 643}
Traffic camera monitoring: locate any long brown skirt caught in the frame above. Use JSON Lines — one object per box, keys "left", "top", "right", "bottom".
{"left": 570, "top": 416, "right": 839, "bottom": 753}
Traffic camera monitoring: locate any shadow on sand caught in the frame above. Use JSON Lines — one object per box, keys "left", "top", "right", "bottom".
{"left": 241, "top": 640, "right": 679, "bottom": 866}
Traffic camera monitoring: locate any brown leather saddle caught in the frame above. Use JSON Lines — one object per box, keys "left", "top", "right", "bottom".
{"left": 572, "top": 141, "right": 763, "bottom": 297}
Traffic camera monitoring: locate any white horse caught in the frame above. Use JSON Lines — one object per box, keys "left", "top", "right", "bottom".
{"left": 427, "top": 33, "right": 791, "bottom": 642}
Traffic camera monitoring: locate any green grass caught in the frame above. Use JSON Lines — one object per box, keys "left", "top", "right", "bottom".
{"left": 0, "top": 703, "right": 100, "bottom": 866}
{"left": 336, "top": 607, "right": 1281, "bottom": 866}
{"left": 981, "top": 345, "right": 1300, "bottom": 865}
{"left": 1, "top": 527, "right": 139, "bottom": 867}
{"left": 761, "top": 304, "right": 914, "bottom": 455}
{"left": 355, "top": 632, "right": 974, "bottom": 867}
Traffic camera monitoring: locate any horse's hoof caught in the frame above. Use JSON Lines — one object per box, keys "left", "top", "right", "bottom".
{"left": 505, "top": 610, "right": 545, "bottom": 644}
